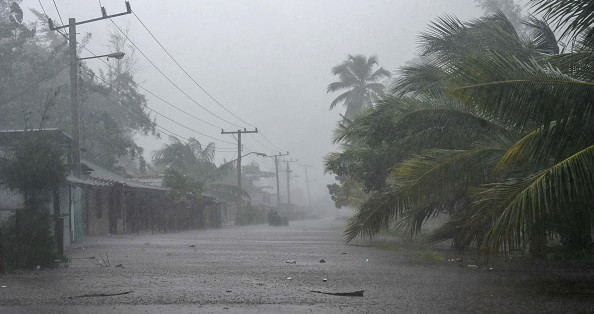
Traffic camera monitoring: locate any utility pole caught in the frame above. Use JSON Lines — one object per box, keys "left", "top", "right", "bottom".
{"left": 267, "top": 152, "right": 288, "bottom": 209}
{"left": 283, "top": 159, "right": 298, "bottom": 208}
{"left": 49, "top": 2, "right": 132, "bottom": 178}
{"left": 299, "top": 164, "right": 313, "bottom": 209}
{"left": 221, "top": 128, "right": 258, "bottom": 190}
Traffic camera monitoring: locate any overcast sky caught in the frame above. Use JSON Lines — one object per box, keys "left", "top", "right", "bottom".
{"left": 21, "top": 0, "right": 483, "bottom": 205}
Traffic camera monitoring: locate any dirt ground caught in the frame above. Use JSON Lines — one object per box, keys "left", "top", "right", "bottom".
{"left": 1, "top": 217, "right": 593, "bottom": 313}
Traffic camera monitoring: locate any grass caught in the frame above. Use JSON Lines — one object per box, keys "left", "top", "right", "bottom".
{"left": 369, "top": 239, "right": 447, "bottom": 264}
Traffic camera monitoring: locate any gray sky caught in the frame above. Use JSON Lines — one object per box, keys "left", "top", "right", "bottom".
{"left": 22, "top": 0, "right": 482, "bottom": 204}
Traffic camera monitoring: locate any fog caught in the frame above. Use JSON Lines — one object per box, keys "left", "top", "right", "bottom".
{"left": 20, "top": 0, "right": 482, "bottom": 205}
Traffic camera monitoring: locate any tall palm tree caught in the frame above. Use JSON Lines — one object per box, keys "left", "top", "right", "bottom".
{"left": 332, "top": 9, "right": 594, "bottom": 256}
{"left": 327, "top": 55, "right": 391, "bottom": 118}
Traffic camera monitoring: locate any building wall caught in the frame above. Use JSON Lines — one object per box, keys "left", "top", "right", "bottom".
{"left": 85, "top": 188, "right": 110, "bottom": 235}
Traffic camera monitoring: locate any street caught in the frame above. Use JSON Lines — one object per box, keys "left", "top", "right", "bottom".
{"left": 1, "top": 218, "right": 593, "bottom": 313}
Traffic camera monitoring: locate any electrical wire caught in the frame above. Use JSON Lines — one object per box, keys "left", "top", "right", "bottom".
{"left": 131, "top": 10, "right": 289, "bottom": 153}
{"left": 39, "top": 3, "right": 281, "bottom": 154}
{"left": 132, "top": 11, "right": 256, "bottom": 129}
{"left": 92, "top": 74, "right": 236, "bottom": 146}
{"left": 51, "top": 0, "right": 64, "bottom": 26}
{"left": 109, "top": 19, "right": 244, "bottom": 129}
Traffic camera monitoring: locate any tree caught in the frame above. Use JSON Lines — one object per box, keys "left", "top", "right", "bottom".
{"left": 0, "top": 130, "right": 67, "bottom": 269}
{"left": 0, "top": 8, "right": 154, "bottom": 175}
{"left": 153, "top": 137, "right": 247, "bottom": 203}
{"left": 329, "top": 8, "right": 594, "bottom": 257}
{"left": 327, "top": 55, "right": 391, "bottom": 118}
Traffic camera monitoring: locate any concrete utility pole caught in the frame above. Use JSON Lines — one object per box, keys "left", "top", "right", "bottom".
{"left": 283, "top": 159, "right": 298, "bottom": 208}
{"left": 221, "top": 128, "right": 258, "bottom": 190}
{"left": 49, "top": 2, "right": 132, "bottom": 178}
{"left": 299, "top": 164, "right": 313, "bottom": 209}
{"left": 267, "top": 152, "right": 288, "bottom": 209}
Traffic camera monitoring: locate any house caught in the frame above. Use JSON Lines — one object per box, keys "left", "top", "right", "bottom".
{"left": 0, "top": 129, "right": 225, "bottom": 254}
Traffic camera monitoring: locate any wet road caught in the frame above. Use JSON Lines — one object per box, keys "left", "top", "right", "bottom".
{"left": 1, "top": 218, "right": 593, "bottom": 313}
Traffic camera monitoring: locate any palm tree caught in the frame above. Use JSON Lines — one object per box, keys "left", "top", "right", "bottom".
{"left": 331, "top": 9, "right": 594, "bottom": 257}
{"left": 153, "top": 137, "right": 216, "bottom": 179}
{"left": 153, "top": 137, "right": 247, "bottom": 202}
{"left": 327, "top": 55, "right": 391, "bottom": 118}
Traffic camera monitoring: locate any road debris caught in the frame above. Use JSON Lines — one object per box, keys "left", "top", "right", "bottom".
{"left": 70, "top": 256, "right": 95, "bottom": 260}
{"left": 323, "top": 278, "right": 328, "bottom": 282}
{"left": 285, "top": 260, "right": 296, "bottom": 264}
{"left": 311, "top": 290, "right": 364, "bottom": 297}
{"left": 286, "top": 277, "right": 293, "bottom": 280}
{"left": 114, "top": 264, "right": 124, "bottom": 268}
{"left": 97, "top": 252, "right": 111, "bottom": 267}
{"left": 189, "top": 245, "right": 196, "bottom": 248}
{"left": 319, "top": 259, "right": 326, "bottom": 263}
{"left": 69, "top": 290, "right": 134, "bottom": 299}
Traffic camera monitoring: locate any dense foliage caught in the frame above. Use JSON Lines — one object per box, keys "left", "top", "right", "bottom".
{"left": 0, "top": 1, "right": 154, "bottom": 174}
{"left": 0, "top": 132, "right": 67, "bottom": 270}
{"left": 326, "top": 0, "right": 594, "bottom": 257}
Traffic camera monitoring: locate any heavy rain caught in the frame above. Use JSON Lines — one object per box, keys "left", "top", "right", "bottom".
{"left": 0, "top": 0, "right": 593, "bottom": 313}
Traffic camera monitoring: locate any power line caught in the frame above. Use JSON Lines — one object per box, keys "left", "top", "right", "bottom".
{"left": 131, "top": 10, "right": 289, "bottom": 153}
{"left": 51, "top": 0, "right": 64, "bottom": 26}
{"left": 132, "top": 11, "right": 256, "bottom": 129}
{"left": 259, "top": 133, "right": 285, "bottom": 152}
{"left": 39, "top": 0, "right": 284, "bottom": 156}
{"left": 109, "top": 19, "right": 244, "bottom": 129}
{"left": 46, "top": 27, "right": 235, "bottom": 147}
{"left": 92, "top": 74, "right": 236, "bottom": 145}
{"left": 248, "top": 133, "right": 275, "bottom": 153}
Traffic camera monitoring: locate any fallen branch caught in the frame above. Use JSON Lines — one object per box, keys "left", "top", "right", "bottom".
{"left": 310, "top": 290, "right": 364, "bottom": 297}
{"left": 70, "top": 290, "right": 134, "bottom": 298}
{"left": 97, "top": 252, "right": 111, "bottom": 267}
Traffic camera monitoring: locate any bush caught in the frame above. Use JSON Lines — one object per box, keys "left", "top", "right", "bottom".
{"left": 0, "top": 208, "right": 60, "bottom": 270}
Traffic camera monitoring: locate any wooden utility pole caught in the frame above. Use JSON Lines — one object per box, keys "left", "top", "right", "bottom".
{"left": 49, "top": 2, "right": 132, "bottom": 178}
{"left": 299, "top": 164, "right": 313, "bottom": 209}
{"left": 221, "top": 128, "right": 258, "bottom": 190}
{"left": 267, "top": 152, "right": 288, "bottom": 209}
{"left": 283, "top": 159, "right": 298, "bottom": 208}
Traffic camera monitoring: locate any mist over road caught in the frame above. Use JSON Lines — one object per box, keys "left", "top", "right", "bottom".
{"left": 1, "top": 218, "right": 592, "bottom": 313}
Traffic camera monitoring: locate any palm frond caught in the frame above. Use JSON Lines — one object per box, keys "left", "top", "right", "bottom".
{"left": 482, "top": 144, "right": 594, "bottom": 252}
{"left": 345, "top": 187, "right": 408, "bottom": 242}
{"left": 329, "top": 90, "right": 351, "bottom": 110}
{"left": 530, "top": 0, "right": 594, "bottom": 44}
{"left": 327, "top": 81, "right": 351, "bottom": 93}
{"left": 367, "top": 67, "right": 392, "bottom": 82}
{"left": 393, "top": 61, "right": 448, "bottom": 97}
{"left": 450, "top": 52, "right": 594, "bottom": 129}
{"left": 496, "top": 119, "right": 594, "bottom": 173}
{"left": 524, "top": 15, "right": 560, "bottom": 55}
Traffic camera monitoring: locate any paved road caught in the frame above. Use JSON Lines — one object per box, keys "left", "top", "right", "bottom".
{"left": 1, "top": 218, "right": 593, "bottom": 313}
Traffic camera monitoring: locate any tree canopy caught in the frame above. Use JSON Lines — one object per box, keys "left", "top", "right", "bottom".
{"left": 326, "top": 1, "right": 594, "bottom": 257}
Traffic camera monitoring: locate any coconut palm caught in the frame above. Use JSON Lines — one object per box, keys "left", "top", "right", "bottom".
{"left": 327, "top": 55, "right": 391, "bottom": 118}
{"left": 333, "top": 9, "right": 594, "bottom": 256}
{"left": 153, "top": 137, "right": 247, "bottom": 202}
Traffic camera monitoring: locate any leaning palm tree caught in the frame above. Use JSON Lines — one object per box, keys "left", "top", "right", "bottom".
{"left": 327, "top": 55, "right": 391, "bottom": 118}
{"left": 153, "top": 137, "right": 247, "bottom": 202}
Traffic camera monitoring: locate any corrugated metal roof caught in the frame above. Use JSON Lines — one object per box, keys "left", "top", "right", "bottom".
{"left": 66, "top": 161, "right": 169, "bottom": 191}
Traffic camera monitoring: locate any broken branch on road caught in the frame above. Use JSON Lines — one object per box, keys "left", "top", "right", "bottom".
{"left": 310, "top": 290, "right": 364, "bottom": 297}
{"left": 69, "top": 290, "right": 134, "bottom": 299}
